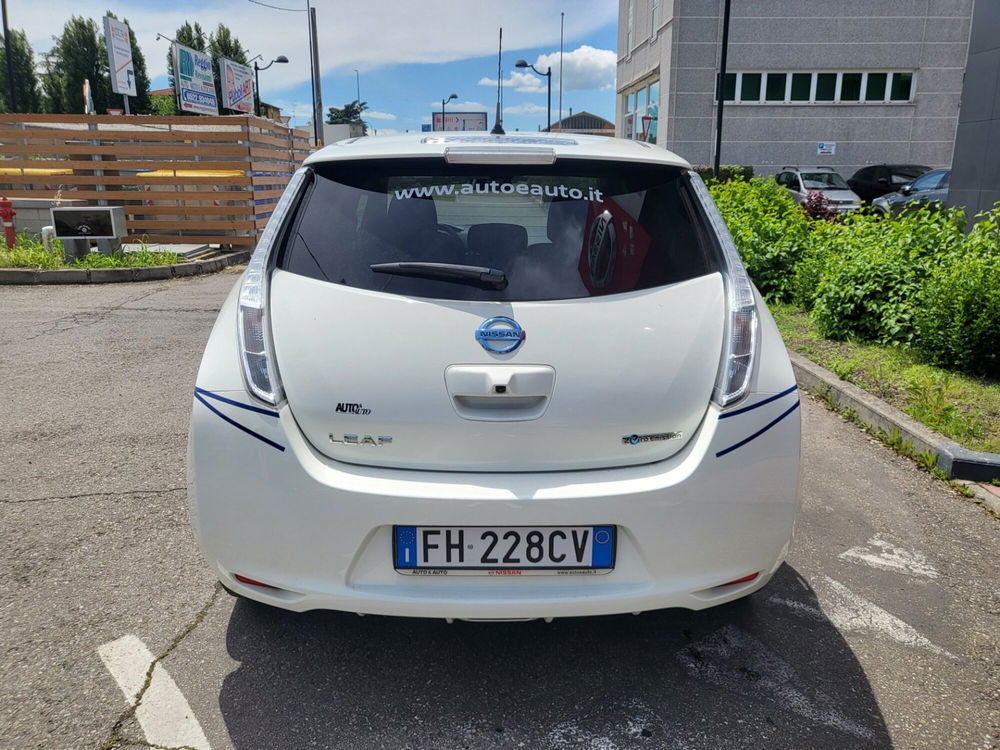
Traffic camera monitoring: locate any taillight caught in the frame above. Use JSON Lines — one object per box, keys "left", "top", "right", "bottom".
{"left": 237, "top": 168, "right": 308, "bottom": 405}
{"left": 687, "top": 172, "right": 758, "bottom": 406}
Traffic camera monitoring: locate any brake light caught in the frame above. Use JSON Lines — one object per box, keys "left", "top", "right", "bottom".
{"left": 237, "top": 168, "right": 308, "bottom": 405}
{"left": 687, "top": 172, "right": 758, "bottom": 406}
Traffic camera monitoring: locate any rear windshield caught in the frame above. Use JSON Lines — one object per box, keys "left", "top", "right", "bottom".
{"left": 277, "top": 158, "right": 718, "bottom": 301}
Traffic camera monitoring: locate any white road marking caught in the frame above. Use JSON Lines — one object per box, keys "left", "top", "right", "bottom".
{"left": 839, "top": 535, "right": 939, "bottom": 578}
{"left": 98, "top": 634, "right": 211, "bottom": 750}
{"left": 675, "top": 625, "right": 874, "bottom": 740}
{"left": 769, "top": 575, "right": 955, "bottom": 659}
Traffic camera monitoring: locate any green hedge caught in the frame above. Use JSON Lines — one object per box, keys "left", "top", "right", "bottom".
{"left": 692, "top": 164, "right": 754, "bottom": 182}
{"left": 709, "top": 178, "right": 1000, "bottom": 378}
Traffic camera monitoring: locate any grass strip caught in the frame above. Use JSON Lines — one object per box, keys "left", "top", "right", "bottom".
{"left": 771, "top": 302, "right": 1000, "bottom": 454}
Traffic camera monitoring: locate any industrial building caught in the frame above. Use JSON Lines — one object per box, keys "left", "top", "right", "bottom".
{"left": 615, "top": 0, "right": 974, "bottom": 176}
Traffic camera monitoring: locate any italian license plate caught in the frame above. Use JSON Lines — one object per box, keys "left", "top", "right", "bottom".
{"left": 393, "top": 525, "right": 616, "bottom": 575}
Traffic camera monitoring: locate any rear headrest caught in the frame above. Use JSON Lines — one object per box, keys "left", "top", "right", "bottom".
{"left": 386, "top": 197, "right": 439, "bottom": 231}
{"left": 546, "top": 199, "right": 588, "bottom": 245}
{"left": 467, "top": 223, "right": 528, "bottom": 259}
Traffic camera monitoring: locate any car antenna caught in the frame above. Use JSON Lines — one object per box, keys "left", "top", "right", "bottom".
{"left": 490, "top": 27, "right": 505, "bottom": 135}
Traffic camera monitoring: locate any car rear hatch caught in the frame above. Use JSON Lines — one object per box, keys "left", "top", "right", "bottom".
{"left": 269, "top": 155, "right": 725, "bottom": 472}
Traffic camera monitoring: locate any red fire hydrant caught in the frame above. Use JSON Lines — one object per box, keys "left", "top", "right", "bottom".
{"left": 0, "top": 197, "right": 15, "bottom": 248}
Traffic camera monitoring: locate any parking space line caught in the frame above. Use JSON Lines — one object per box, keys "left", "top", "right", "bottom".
{"left": 98, "top": 634, "right": 211, "bottom": 750}
{"left": 769, "top": 576, "right": 955, "bottom": 659}
{"left": 839, "top": 535, "right": 939, "bottom": 578}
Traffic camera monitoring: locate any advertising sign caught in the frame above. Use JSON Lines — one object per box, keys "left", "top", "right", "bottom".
{"left": 103, "top": 16, "right": 136, "bottom": 97}
{"left": 431, "top": 111, "right": 488, "bottom": 132}
{"left": 173, "top": 42, "right": 219, "bottom": 115}
{"left": 817, "top": 141, "right": 836, "bottom": 156}
{"left": 220, "top": 58, "right": 254, "bottom": 113}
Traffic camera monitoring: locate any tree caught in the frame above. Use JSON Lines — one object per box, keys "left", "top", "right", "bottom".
{"left": 40, "top": 51, "right": 63, "bottom": 113}
{"left": 0, "top": 29, "right": 41, "bottom": 112}
{"left": 100, "top": 12, "right": 151, "bottom": 114}
{"left": 52, "top": 16, "right": 112, "bottom": 114}
{"left": 326, "top": 100, "right": 368, "bottom": 134}
{"left": 207, "top": 23, "right": 247, "bottom": 113}
{"left": 166, "top": 21, "right": 206, "bottom": 113}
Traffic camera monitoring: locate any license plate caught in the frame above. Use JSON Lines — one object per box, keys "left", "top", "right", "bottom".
{"left": 393, "top": 525, "right": 616, "bottom": 575}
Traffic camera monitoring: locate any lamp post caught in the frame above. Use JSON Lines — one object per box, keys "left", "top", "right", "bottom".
{"left": 440, "top": 92, "right": 457, "bottom": 131}
{"left": 252, "top": 55, "right": 289, "bottom": 117}
{"left": 354, "top": 69, "right": 360, "bottom": 103}
{"left": 515, "top": 59, "right": 551, "bottom": 132}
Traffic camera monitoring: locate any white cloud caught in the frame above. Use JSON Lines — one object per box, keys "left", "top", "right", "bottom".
{"left": 428, "top": 100, "right": 488, "bottom": 112}
{"left": 536, "top": 45, "right": 617, "bottom": 91}
{"left": 366, "top": 110, "right": 397, "bottom": 120}
{"left": 11, "top": 0, "right": 617, "bottom": 94}
{"left": 479, "top": 70, "right": 547, "bottom": 94}
{"left": 504, "top": 102, "right": 546, "bottom": 115}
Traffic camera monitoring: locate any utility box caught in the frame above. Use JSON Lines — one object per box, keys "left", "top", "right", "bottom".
{"left": 51, "top": 206, "right": 127, "bottom": 240}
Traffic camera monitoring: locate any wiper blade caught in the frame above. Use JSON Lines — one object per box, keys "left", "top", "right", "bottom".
{"left": 370, "top": 261, "right": 508, "bottom": 290}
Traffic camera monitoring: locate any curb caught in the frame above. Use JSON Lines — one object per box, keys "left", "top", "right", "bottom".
{"left": 789, "top": 351, "right": 1000, "bottom": 485}
{"left": 0, "top": 250, "right": 251, "bottom": 285}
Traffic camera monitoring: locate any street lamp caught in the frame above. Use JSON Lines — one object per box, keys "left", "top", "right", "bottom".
{"left": 515, "top": 59, "right": 551, "bottom": 132}
{"left": 440, "top": 93, "right": 457, "bottom": 131}
{"left": 252, "top": 55, "right": 288, "bottom": 118}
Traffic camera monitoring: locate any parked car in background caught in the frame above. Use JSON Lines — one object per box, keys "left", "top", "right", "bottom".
{"left": 872, "top": 169, "right": 950, "bottom": 215}
{"left": 775, "top": 166, "right": 861, "bottom": 213}
{"left": 847, "top": 164, "right": 930, "bottom": 203}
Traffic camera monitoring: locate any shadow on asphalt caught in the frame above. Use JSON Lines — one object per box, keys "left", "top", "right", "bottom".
{"left": 219, "top": 564, "right": 891, "bottom": 749}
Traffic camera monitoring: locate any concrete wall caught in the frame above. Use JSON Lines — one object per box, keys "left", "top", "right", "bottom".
{"left": 948, "top": 0, "right": 1000, "bottom": 216}
{"left": 10, "top": 198, "right": 87, "bottom": 237}
{"left": 617, "top": 0, "right": 974, "bottom": 176}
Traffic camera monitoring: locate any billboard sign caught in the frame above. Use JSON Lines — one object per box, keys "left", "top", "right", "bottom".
{"left": 173, "top": 43, "right": 219, "bottom": 115}
{"left": 103, "top": 16, "right": 136, "bottom": 97}
{"left": 432, "top": 111, "right": 488, "bottom": 132}
{"left": 817, "top": 141, "right": 836, "bottom": 156}
{"left": 221, "top": 57, "right": 254, "bottom": 113}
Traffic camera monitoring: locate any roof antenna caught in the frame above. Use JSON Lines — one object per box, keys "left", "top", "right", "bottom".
{"left": 490, "top": 27, "right": 505, "bottom": 135}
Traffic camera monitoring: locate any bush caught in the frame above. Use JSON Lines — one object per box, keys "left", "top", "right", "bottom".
{"left": 692, "top": 164, "right": 754, "bottom": 182}
{"left": 808, "top": 207, "right": 967, "bottom": 345}
{"left": 801, "top": 190, "right": 837, "bottom": 222}
{"left": 709, "top": 177, "right": 809, "bottom": 301}
{"left": 913, "top": 207, "right": 1000, "bottom": 376}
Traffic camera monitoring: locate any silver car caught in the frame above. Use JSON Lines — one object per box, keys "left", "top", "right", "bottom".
{"left": 775, "top": 166, "right": 862, "bottom": 213}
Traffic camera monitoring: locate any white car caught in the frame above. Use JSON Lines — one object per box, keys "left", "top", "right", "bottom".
{"left": 187, "top": 133, "right": 801, "bottom": 620}
{"left": 775, "top": 166, "right": 862, "bottom": 213}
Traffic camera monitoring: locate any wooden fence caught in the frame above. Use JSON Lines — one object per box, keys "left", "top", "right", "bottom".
{"left": 0, "top": 113, "right": 312, "bottom": 246}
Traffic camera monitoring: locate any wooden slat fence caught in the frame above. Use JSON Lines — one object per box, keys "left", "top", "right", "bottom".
{"left": 0, "top": 113, "right": 312, "bottom": 246}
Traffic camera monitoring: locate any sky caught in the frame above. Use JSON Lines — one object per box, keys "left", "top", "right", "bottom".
{"left": 10, "top": 0, "right": 620, "bottom": 134}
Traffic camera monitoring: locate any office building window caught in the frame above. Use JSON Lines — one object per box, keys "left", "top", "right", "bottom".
{"left": 651, "top": 0, "right": 660, "bottom": 34}
{"left": 622, "top": 79, "right": 660, "bottom": 142}
{"left": 718, "top": 71, "right": 916, "bottom": 104}
{"left": 626, "top": 0, "right": 634, "bottom": 51}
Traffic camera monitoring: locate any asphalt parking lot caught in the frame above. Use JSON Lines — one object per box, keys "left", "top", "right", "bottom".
{"left": 1, "top": 271, "right": 998, "bottom": 750}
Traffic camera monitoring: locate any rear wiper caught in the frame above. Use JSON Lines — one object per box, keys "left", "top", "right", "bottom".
{"left": 370, "top": 261, "right": 508, "bottom": 290}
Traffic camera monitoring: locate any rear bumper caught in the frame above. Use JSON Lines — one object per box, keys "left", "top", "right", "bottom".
{"left": 188, "top": 386, "right": 801, "bottom": 619}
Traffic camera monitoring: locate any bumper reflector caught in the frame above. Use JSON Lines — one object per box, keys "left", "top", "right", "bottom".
{"left": 234, "top": 574, "right": 278, "bottom": 589}
{"left": 721, "top": 572, "right": 759, "bottom": 587}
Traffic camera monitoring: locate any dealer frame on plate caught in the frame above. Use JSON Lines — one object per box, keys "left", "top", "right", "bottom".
{"left": 393, "top": 525, "right": 617, "bottom": 576}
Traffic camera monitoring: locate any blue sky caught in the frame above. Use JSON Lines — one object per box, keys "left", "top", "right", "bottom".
{"left": 12, "top": 0, "right": 619, "bottom": 134}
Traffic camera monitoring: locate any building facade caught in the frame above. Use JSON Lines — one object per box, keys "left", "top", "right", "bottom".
{"left": 616, "top": 0, "right": 974, "bottom": 176}
{"left": 948, "top": 0, "right": 1000, "bottom": 216}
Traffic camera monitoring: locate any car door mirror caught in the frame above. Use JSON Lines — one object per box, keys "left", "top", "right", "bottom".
{"left": 899, "top": 184, "right": 913, "bottom": 195}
